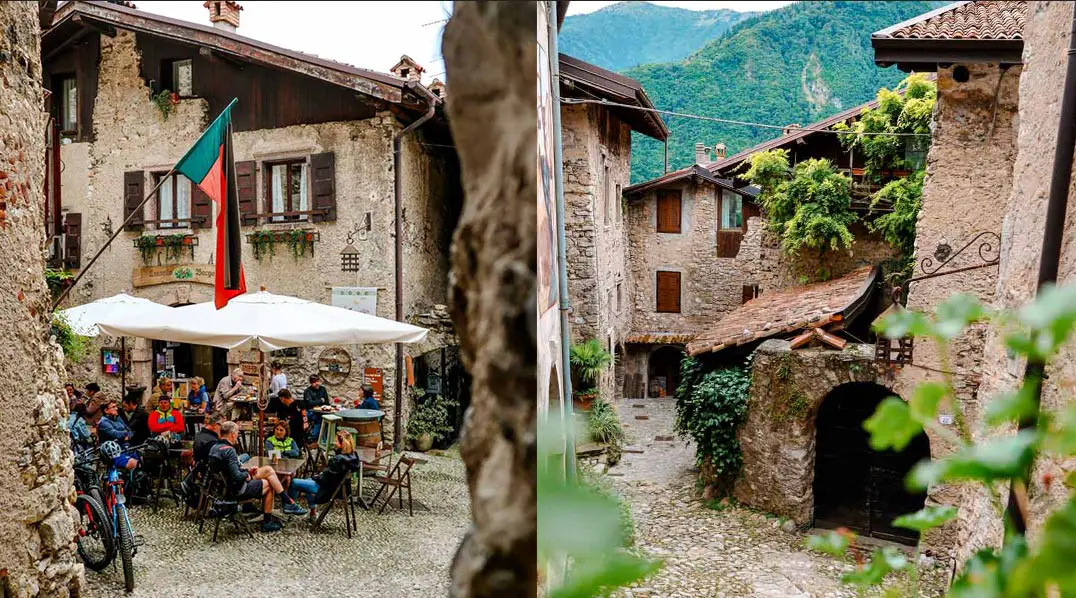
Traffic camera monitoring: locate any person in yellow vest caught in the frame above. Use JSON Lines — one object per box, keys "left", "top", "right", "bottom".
{"left": 263, "top": 421, "right": 300, "bottom": 459}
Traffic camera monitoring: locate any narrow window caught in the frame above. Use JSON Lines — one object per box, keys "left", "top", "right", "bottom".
{"left": 269, "top": 160, "right": 309, "bottom": 221}
{"left": 656, "top": 190, "right": 682, "bottom": 233}
{"left": 61, "top": 77, "right": 77, "bottom": 132}
{"left": 656, "top": 271, "right": 681, "bottom": 313}
{"left": 720, "top": 189, "right": 743, "bottom": 230}
{"left": 154, "top": 172, "right": 192, "bottom": 229}
{"left": 604, "top": 164, "right": 611, "bottom": 225}
{"left": 615, "top": 183, "right": 622, "bottom": 223}
{"left": 173, "top": 59, "right": 194, "bottom": 97}
{"left": 616, "top": 282, "right": 622, "bottom": 311}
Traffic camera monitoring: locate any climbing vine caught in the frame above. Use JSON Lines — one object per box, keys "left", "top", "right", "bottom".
{"left": 769, "top": 353, "right": 811, "bottom": 424}
{"left": 674, "top": 356, "right": 751, "bottom": 490}
{"left": 51, "top": 311, "right": 91, "bottom": 364}
{"left": 151, "top": 89, "right": 179, "bottom": 120}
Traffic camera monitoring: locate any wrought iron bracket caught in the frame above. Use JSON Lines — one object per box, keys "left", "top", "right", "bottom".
{"left": 890, "top": 231, "right": 1001, "bottom": 303}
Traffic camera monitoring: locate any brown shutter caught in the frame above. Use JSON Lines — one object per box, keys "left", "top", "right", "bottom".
{"left": 236, "top": 160, "right": 257, "bottom": 225}
{"left": 63, "top": 212, "right": 82, "bottom": 269}
{"left": 191, "top": 183, "right": 213, "bottom": 230}
{"left": 656, "top": 271, "right": 681, "bottom": 313}
{"left": 310, "top": 152, "right": 336, "bottom": 222}
{"left": 656, "top": 190, "right": 681, "bottom": 233}
{"left": 123, "top": 171, "right": 144, "bottom": 231}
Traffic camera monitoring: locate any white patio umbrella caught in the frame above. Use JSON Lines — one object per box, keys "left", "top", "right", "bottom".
{"left": 55, "top": 293, "right": 175, "bottom": 391}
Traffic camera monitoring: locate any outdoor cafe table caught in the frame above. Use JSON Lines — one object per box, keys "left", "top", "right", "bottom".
{"left": 336, "top": 409, "right": 386, "bottom": 448}
{"left": 245, "top": 456, "right": 305, "bottom": 478}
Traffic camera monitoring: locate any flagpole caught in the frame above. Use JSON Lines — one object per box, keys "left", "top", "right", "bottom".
{"left": 50, "top": 168, "right": 176, "bottom": 312}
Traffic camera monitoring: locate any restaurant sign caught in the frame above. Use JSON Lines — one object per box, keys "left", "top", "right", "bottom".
{"left": 133, "top": 264, "right": 214, "bottom": 288}
{"left": 331, "top": 287, "right": 377, "bottom": 316}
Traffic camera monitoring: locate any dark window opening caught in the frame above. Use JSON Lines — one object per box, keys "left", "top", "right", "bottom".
{"left": 953, "top": 65, "right": 970, "bottom": 83}
{"left": 59, "top": 76, "right": 77, "bottom": 133}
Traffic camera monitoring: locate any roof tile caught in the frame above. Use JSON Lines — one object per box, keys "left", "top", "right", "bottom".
{"left": 879, "top": 1, "right": 1026, "bottom": 41}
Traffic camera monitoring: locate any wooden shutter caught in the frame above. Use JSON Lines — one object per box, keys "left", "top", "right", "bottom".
{"left": 310, "top": 152, "right": 336, "bottom": 222}
{"left": 236, "top": 160, "right": 257, "bottom": 225}
{"left": 63, "top": 212, "right": 82, "bottom": 269}
{"left": 655, "top": 271, "right": 681, "bottom": 313}
{"left": 191, "top": 183, "right": 213, "bottom": 230}
{"left": 123, "top": 171, "right": 144, "bottom": 231}
{"left": 656, "top": 190, "right": 681, "bottom": 233}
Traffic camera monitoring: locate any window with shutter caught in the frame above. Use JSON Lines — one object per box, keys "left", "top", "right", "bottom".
{"left": 310, "top": 152, "right": 336, "bottom": 222}
{"left": 63, "top": 213, "right": 82, "bottom": 269}
{"left": 656, "top": 190, "right": 681, "bottom": 233}
{"left": 655, "top": 271, "right": 681, "bottom": 313}
{"left": 123, "top": 171, "right": 144, "bottom": 231}
{"left": 191, "top": 181, "right": 213, "bottom": 230}
{"left": 235, "top": 160, "right": 257, "bottom": 225}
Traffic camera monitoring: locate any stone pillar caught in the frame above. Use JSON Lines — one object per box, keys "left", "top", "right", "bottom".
{"left": 442, "top": 2, "right": 537, "bottom": 595}
{"left": 0, "top": 3, "right": 85, "bottom": 595}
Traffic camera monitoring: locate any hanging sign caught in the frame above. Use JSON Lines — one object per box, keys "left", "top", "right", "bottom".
{"left": 331, "top": 287, "right": 378, "bottom": 316}
{"left": 132, "top": 264, "right": 214, "bottom": 287}
{"left": 363, "top": 368, "right": 384, "bottom": 404}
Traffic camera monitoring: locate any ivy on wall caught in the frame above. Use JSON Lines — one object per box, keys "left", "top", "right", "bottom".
{"left": 674, "top": 356, "right": 751, "bottom": 491}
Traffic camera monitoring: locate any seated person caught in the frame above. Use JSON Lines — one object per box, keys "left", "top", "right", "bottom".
{"left": 304, "top": 375, "right": 330, "bottom": 441}
{"left": 193, "top": 412, "right": 249, "bottom": 467}
{"left": 209, "top": 422, "right": 305, "bottom": 531}
{"left": 68, "top": 402, "right": 93, "bottom": 453}
{"left": 187, "top": 376, "right": 210, "bottom": 413}
{"left": 358, "top": 385, "right": 380, "bottom": 410}
{"left": 273, "top": 389, "right": 307, "bottom": 447}
{"left": 263, "top": 421, "right": 301, "bottom": 459}
{"left": 287, "top": 430, "right": 360, "bottom": 519}
{"left": 65, "top": 383, "right": 83, "bottom": 410}
{"left": 150, "top": 376, "right": 174, "bottom": 407}
{"left": 148, "top": 395, "right": 186, "bottom": 438}
{"left": 120, "top": 393, "right": 151, "bottom": 445}
{"left": 97, "top": 400, "right": 140, "bottom": 470}
{"left": 84, "top": 382, "right": 101, "bottom": 404}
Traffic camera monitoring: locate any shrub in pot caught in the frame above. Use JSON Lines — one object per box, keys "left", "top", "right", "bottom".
{"left": 569, "top": 339, "right": 612, "bottom": 412}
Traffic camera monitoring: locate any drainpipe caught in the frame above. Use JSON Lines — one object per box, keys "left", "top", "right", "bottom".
{"left": 549, "top": 0, "right": 577, "bottom": 480}
{"left": 393, "top": 81, "right": 440, "bottom": 452}
{"left": 1004, "top": 2, "right": 1076, "bottom": 538}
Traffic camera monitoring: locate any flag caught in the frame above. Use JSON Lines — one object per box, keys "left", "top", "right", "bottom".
{"left": 174, "top": 98, "right": 246, "bottom": 309}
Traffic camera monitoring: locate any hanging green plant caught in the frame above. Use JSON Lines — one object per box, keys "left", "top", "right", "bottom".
{"left": 151, "top": 89, "right": 179, "bottom": 120}
{"left": 44, "top": 268, "right": 74, "bottom": 299}
{"left": 287, "top": 229, "right": 316, "bottom": 260}
{"left": 248, "top": 230, "right": 275, "bottom": 260}
{"left": 133, "top": 234, "right": 159, "bottom": 265}
{"left": 246, "top": 230, "right": 318, "bottom": 261}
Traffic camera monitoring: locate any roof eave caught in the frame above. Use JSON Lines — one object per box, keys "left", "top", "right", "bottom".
{"left": 623, "top": 165, "right": 753, "bottom": 197}
{"left": 872, "top": 37, "right": 1024, "bottom": 71}
{"left": 49, "top": 1, "right": 414, "bottom": 106}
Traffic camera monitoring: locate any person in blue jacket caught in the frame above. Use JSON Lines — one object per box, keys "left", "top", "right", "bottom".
{"left": 97, "top": 399, "right": 141, "bottom": 470}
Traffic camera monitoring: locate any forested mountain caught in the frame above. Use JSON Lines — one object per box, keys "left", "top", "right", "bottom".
{"left": 559, "top": 2, "right": 757, "bottom": 72}
{"left": 565, "top": 1, "right": 942, "bottom": 183}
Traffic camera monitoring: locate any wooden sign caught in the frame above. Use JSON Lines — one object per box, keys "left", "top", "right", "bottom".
{"left": 363, "top": 368, "right": 383, "bottom": 403}
{"left": 132, "top": 264, "right": 214, "bottom": 288}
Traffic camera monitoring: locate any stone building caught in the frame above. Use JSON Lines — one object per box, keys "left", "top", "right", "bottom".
{"left": 42, "top": 1, "right": 463, "bottom": 440}
{"left": 558, "top": 54, "right": 668, "bottom": 403}
{"left": 0, "top": 2, "right": 84, "bottom": 594}
{"left": 618, "top": 101, "right": 896, "bottom": 402}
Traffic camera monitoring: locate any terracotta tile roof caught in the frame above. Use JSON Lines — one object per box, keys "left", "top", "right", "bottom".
{"left": 625, "top": 333, "right": 696, "bottom": 345}
{"left": 685, "top": 266, "right": 878, "bottom": 356}
{"left": 874, "top": 1, "right": 1026, "bottom": 41}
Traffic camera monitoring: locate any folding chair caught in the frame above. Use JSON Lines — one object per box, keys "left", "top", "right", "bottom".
{"left": 311, "top": 474, "right": 357, "bottom": 538}
{"left": 369, "top": 455, "right": 418, "bottom": 516}
{"left": 198, "top": 471, "right": 260, "bottom": 542}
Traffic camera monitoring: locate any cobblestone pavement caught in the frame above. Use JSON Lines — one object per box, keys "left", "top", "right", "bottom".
{"left": 607, "top": 398, "right": 948, "bottom": 598}
{"left": 85, "top": 451, "right": 469, "bottom": 598}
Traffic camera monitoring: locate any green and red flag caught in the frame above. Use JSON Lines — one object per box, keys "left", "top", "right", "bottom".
{"left": 175, "top": 98, "right": 246, "bottom": 309}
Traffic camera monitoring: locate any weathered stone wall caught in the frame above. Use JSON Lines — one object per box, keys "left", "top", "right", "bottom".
{"left": 56, "top": 31, "right": 456, "bottom": 428}
{"left": 972, "top": 0, "right": 1076, "bottom": 560}
{"left": 562, "top": 102, "right": 632, "bottom": 401}
{"left": 443, "top": 2, "right": 536, "bottom": 595}
{"left": 0, "top": 3, "right": 84, "bottom": 594}
{"left": 753, "top": 222, "right": 894, "bottom": 292}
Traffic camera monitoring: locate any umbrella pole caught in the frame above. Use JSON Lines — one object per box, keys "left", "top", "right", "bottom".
{"left": 121, "top": 337, "right": 126, "bottom": 395}
{"left": 258, "top": 357, "right": 267, "bottom": 457}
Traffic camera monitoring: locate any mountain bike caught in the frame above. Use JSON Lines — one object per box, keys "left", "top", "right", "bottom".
{"left": 72, "top": 448, "right": 115, "bottom": 572}
{"left": 98, "top": 442, "right": 151, "bottom": 593}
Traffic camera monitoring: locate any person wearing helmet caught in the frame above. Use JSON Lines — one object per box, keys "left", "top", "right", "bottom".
{"left": 98, "top": 399, "right": 140, "bottom": 470}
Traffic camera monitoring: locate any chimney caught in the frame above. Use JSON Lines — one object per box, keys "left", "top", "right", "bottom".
{"left": 695, "top": 142, "right": 712, "bottom": 165}
{"left": 204, "top": 0, "right": 241, "bottom": 32}
{"left": 714, "top": 143, "right": 727, "bottom": 160}
{"left": 390, "top": 55, "right": 425, "bottom": 83}
{"left": 428, "top": 78, "right": 446, "bottom": 100}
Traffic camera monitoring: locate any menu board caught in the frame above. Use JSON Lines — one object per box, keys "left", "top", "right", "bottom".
{"left": 363, "top": 368, "right": 383, "bottom": 404}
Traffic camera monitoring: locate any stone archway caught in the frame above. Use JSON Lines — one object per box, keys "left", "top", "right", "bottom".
{"left": 647, "top": 345, "right": 682, "bottom": 398}
{"left": 813, "top": 382, "right": 929, "bottom": 545}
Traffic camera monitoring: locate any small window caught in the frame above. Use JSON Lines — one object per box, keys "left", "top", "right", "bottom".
{"left": 616, "top": 282, "right": 622, "bottom": 311}
{"left": 400, "top": 68, "right": 410, "bottom": 78}
{"left": 268, "top": 160, "right": 309, "bottom": 221}
{"left": 656, "top": 271, "right": 681, "bottom": 313}
{"left": 603, "top": 165, "right": 612, "bottom": 225}
{"left": 173, "top": 59, "right": 193, "bottom": 97}
{"left": 656, "top": 190, "right": 682, "bottom": 233}
{"left": 154, "top": 172, "right": 192, "bottom": 229}
{"left": 615, "top": 183, "right": 622, "bottom": 222}
{"left": 720, "top": 189, "right": 743, "bottom": 230}
{"left": 61, "top": 77, "right": 77, "bottom": 132}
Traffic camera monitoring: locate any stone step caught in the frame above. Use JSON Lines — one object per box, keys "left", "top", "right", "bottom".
{"left": 632, "top": 404, "right": 645, "bottom": 408}
{"left": 634, "top": 415, "right": 649, "bottom": 420}
{"left": 654, "top": 435, "right": 674, "bottom": 442}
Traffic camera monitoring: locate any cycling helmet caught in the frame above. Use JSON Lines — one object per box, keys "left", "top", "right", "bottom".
{"left": 99, "top": 440, "right": 122, "bottom": 460}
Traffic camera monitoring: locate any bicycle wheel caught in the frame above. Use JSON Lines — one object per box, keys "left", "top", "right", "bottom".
{"left": 74, "top": 494, "right": 114, "bottom": 571}
{"left": 115, "top": 505, "right": 136, "bottom": 592}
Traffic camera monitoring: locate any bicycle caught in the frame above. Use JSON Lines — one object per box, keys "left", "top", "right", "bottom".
{"left": 98, "top": 440, "right": 152, "bottom": 593}
{"left": 72, "top": 448, "right": 115, "bottom": 572}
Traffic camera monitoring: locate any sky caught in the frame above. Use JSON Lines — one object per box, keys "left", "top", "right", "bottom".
{"left": 135, "top": 1, "right": 452, "bottom": 82}
{"left": 566, "top": 1, "right": 796, "bottom": 16}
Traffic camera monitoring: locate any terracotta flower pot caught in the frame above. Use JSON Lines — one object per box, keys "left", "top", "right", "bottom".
{"left": 415, "top": 434, "right": 433, "bottom": 452}
{"left": 573, "top": 390, "right": 597, "bottom": 412}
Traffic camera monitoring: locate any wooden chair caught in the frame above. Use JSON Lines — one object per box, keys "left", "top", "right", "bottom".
{"left": 369, "top": 454, "right": 418, "bottom": 516}
{"left": 311, "top": 473, "right": 357, "bottom": 538}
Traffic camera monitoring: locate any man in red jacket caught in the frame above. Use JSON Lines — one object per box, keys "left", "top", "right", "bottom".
{"left": 148, "top": 395, "right": 185, "bottom": 437}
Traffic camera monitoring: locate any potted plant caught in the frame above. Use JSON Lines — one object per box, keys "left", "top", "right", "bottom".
{"left": 569, "top": 339, "right": 612, "bottom": 412}
{"left": 406, "top": 392, "right": 453, "bottom": 451}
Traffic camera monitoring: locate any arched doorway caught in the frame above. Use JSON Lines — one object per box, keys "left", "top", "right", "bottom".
{"left": 813, "top": 382, "right": 929, "bottom": 545}
{"left": 647, "top": 346, "right": 682, "bottom": 398}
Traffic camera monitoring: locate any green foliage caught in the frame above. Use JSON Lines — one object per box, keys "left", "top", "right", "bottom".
{"left": 405, "top": 393, "right": 456, "bottom": 445}
{"left": 835, "top": 74, "right": 935, "bottom": 178}
{"left": 806, "top": 530, "right": 852, "bottom": 557}
{"left": 743, "top": 153, "right": 857, "bottom": 257}
{"left": 892, "top": 505, "right": 958, "bottom": 532}
{"left": 587, "top": 398, "right": 624, "bottom": 465}
{"left": 44, "top": 268, "right": 73, "bottom": 299}
{"left": 620, "top": 1, "right": 944, "bottom": 182}
{"left": 249, "top": 230, "right": 275, "bottom": 260}
{"left": 863, "top": 397, "right": 922, "bottom": 452}
{"left": 673, "top": 357, "right": 751, "bottom": 485}
{"left": 51, "top": 311, "right": 91, "bottom": 364}
{"left": 579, "top": 463, "right": 636, "bottom": 548}
{"left": 539, "top": 418, "right": 662, "bottom": 596}
{"left": 570, "top": 339, "right": 613, "bottom": 392}
{"left": 151, "top": 89, "right": 178, "bottom": 120}
{"left": 841, "top": 547, "right": 909, "bottom": 589}
{"left": 133, "top": 234, "right": 192, "bottom": 264}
